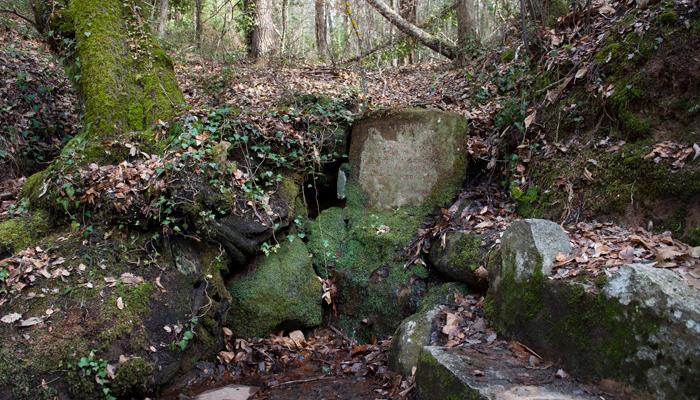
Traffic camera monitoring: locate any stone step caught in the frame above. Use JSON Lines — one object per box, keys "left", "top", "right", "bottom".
{"left": 416, "top": 346, "right": 608, "bottom": 400}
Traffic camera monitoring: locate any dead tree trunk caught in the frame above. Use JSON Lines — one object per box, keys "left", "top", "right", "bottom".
{"left": 250, "top": 0, "right": 276, "bottom": 60}
{"left": 365, "top": 0, "right": 457, "bottom": 60}
{"left": 315, "top": 0, "right": 329, "bottom": 61}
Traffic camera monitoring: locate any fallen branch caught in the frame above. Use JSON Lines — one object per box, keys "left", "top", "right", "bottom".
{"left": 0, "top": 8, "right": 36, "bottom": 27}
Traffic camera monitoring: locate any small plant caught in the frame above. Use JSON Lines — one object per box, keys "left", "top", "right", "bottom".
{"left": 77, "top": 351, "right": 115, "bottom": 400}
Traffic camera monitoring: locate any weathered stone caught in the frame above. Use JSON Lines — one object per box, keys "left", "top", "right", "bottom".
{"left": 429, "top": 231, "right": 488, "bottom": 289}
{"left": 389, "top": 283, "right": 469, "bottom": 375}
{"left": 349, "top": 108, "right": 468, "bottom": 210}
{"left": 389, "top": 305, "right": 443, "bottom": 376}
{"left": 227, "top": 239, "right": 322, "bottom": 338}
{"left": 489, "top": 219, "right": 700, "bottom": 399}
{"left": 415, "top": 346, "right": 601, "bottom": 400}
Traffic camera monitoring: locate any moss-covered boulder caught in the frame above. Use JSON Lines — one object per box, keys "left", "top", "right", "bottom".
{"left": 227, "top": 239, "right": 322, "bottom": 338}
{"left": 349, "top": 108, "right": 468, "bottom": 210}
{"left": 428, "top": 231, "right": 489, "bottom": 289}
{"left": 488, "top": 219, "right": 700, "bottom": 398}
{"left": 308, "top": 202, "right": 429, "bottom": 342}
{"left": 0, "top": 211, "right": 51, "bottom": 256}
{"left": 388, "top": 283, "right": 467, "bottom": 376}
{"left": 0, "top": 229, "right": 231, "bottom": 400}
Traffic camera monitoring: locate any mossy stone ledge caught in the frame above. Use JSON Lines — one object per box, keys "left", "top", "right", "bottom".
{"left": 488, "top": 219, "right": 700, "bottom": 399}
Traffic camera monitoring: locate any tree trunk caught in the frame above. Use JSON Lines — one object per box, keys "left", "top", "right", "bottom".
{"left": 250, "top": 0, "right": 276, "bottom": 60}
{"left": 158, "top": 0, "right": 169, "bottom": 38}
{"left": 365, "top": 0, "right": 457, "bottom": 60}
{"left": 30, "top": 0, "right": 184, "bottom": 148}
{"left": 315, "top": 0, "right": 329, "bottom": 61}
{"left": 195, "top": 0, "right": 204, "bottom": 48}
{"left": 399, "top": 0, "right": 416, "bottom": 63}
{"left": 456, "top": 0, "right": 479, "bottom": 63}
{"left": 281, "top": 0, "right": 288, "bottom": 53}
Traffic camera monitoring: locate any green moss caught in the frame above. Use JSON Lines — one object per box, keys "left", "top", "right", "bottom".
{"left": 111, "top": 357, "right": 154, "bottom": 398}
{"left": 308, "top": 204, "right": 429, "bottom": 341}
{"left": 686, "top": 226, "right": 700, "bottom": 246}
{"left": 658, "top": 11, "right": 678, "bottom": 26}
{"left": 500, "top": 48, "right": 516, "bottom": 63}
{"left": 415, "top": 349, "right": 478, "bottom": 400}
{"left": 0, "top": 210, "right": 51, "bottom": 252}
{"left": 418, "top": 282, "right": 468, "bottom": 313}
{"left": 227, "top": 239, "right": 322, "bottom": 337}
{"left": 100, "top": 282, "right": 155, "bottom": 344}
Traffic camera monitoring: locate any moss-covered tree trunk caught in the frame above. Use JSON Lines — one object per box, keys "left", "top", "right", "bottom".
{"left": 31, "top": 0, "right": 184, "bottom": 149}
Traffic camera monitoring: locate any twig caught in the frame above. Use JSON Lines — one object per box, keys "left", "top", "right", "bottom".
{"left": 0, "top": 8, "right": 36, "bottom": 27}
{"left": 329, "top": 324, "right": 353, "bottom": 344}
{"left": 516, "top": 340, "right": 543, "bottom": 360}
{"left": 268, "top": 376, "right": 334, "bottom": 387}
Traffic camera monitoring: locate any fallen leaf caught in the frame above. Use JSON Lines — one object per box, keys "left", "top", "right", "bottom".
{"left": 289, "top": 330, "right": 305, "bottom": 348}
{"left": 19, "top": 317, "right": 43, "bottom": 327}
{"left": 1, "top": 313, "right": 21, "bottom": 324}
{"left": 117, "top": 297, "right": 125, "bottom": 310}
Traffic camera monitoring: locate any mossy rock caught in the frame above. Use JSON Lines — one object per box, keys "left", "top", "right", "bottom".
{"left": 308, "top": 202, "right": 430, "bottom": 342}
{"left": 348, "top": 108, "right": 468, "bottom": 211}
{"left": 428, "top": 231, "right": 488, "bottom": 289}
{"left": 389, "top": 282, "right": 468, "bottom": 376}
{"left": 488, "top": 220, "right": 700, "bottom": 398}
{"left": 227, "top": 238, "right": 322, "bottom": 338}
{"left": 0, "top": 210, "right": 51, "bottom": 255}
{"left": 0, "top": 228, "right": 230, "bottom": 399}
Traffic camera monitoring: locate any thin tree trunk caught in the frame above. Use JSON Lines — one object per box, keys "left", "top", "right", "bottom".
{"left": 195, "top": 0, "right": 204, "bottom": 48}
{"left": 364, "top": 0, "right": 457, "bottom": 59}
{"left": 315, "top": 0, "right": 329, "bottom": 61}
{"left": 398, "top": 0, "right": 416, "bottom": 64}
{"left": 158, "top": 0, "right": 169, "bottom": 38}
{"left": 456, "top": 0, "right": 479, "bottom": 63}
{"left": 281, "top": 0, "right": 288, "bottom": 53}
{"left": 250, "top": 0, "right": 275, "bottom": 60}
{"left": 520, "top": 0, "right": 528, "bottom": 54}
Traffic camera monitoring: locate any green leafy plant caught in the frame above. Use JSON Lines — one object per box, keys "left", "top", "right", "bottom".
{"left": 77, "top": 351, "right": 115, "bottom": 400}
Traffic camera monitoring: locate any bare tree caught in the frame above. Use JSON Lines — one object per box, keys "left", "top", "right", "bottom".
{"left": 157, "top": 0, "right": 169, "bottom": 38}
{"left": 365, "top": 0, "right": 457, "bottom": 60}
{"left": 315, "top": 0, "right": 329, "bottom": 61}
{"left": 250, "top": 0, "right": 276, "bottom": 59}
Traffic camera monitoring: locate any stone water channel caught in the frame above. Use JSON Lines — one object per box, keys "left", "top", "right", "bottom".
{"left": 169, "top": 108, "right": 700, "bottom": 399}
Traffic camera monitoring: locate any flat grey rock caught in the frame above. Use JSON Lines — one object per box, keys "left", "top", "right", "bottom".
{"left": 416, "top": 346, "right": 602, "bottom": 400}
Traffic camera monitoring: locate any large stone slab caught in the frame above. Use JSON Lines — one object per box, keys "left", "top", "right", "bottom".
{"left": 349, "top": 108, "right": 468, "bottom": 210}
{"left": 489, "top": 219, "right": 700, "bottom": 399}
{"left": 415, "top": 346, "right": 602, "bottom": 400}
